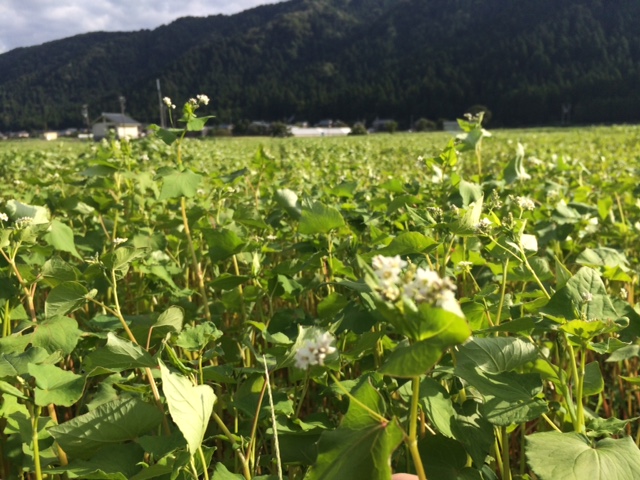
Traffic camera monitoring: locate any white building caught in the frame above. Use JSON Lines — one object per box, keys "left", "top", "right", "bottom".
{"left": 42, "top": 131, "right": 58, "bottom": 141}
{"left": 92, "top": 113, "right": 141, "bottom": 140}
{"left": 290, "top": 127, "right": 351, "bottom": 137}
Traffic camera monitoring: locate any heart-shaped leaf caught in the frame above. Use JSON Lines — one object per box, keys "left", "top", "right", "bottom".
{"left": 160, "top": 362, "right": 216, "bottom": 454}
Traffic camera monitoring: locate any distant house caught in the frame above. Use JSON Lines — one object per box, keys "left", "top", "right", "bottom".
{"left": 290, "top": 127, "right": 351, "bottom": 137}
{"left": 92, "top": 113, "right": 141, "bottom": 140}
{"left": 371, "top": 119, "right": 397, "bottom": 132}
{"left": 42, "top": 131, "right": 58, "bottom": 141}
{"left": 442, "top": 121, "right": 463, "bottom": 133}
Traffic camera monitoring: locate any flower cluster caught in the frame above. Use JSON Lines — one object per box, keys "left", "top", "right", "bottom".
{"left": 475, "top": 217, "right": 493, "bottom": 233}
{"left": 162, "top": 97, "right": 176, "bottom": 109}
{"left": 371, "top": 255, "right": 462, "bottom": 316}
{"left": 188, "top": 94, "right": 210, "bottom": 107}
{"left": 0, "top": 212, "right": 8, "bottom": 222}
{"left": 515, "top": 196, "right": 535, "bottom": 211}
{"left": 372, "top": 254, "right": 407, "bottom": 300}
{"left": 294, "top": 332, "right": 337, "bottom": 370}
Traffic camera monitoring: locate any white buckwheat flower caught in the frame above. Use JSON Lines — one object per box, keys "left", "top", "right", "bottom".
{"left": 0, "top": 212, "right": 8, "bottom": 222}
{"left": 475, "top": 218, "right": 493, "bottom": 232}
{"left": 516, "top": 196, "right": 535, "bottom": 211}
{"left": 372, "top": 255, "right": 407, "bottom": 284}
{"left": 196, "top": 94, "right": 210, "bottom": 105}
{"left": 294, "top": 331, "right": 337, "bottom": 370}
{"left": 162, "top": 97, "right": 175, "bottom": 109}
{"left": 113, "top": 237, "right": 128, "bottom": 246}
{"left": 581, "top": 291, "right": 593, "bottom": 303}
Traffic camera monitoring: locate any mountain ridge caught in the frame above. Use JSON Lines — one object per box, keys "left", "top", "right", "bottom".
{"left": 1, "top": 0, "right": 639, "bottom": 130}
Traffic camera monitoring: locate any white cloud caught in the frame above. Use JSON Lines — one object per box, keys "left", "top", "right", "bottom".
{"left": 0, "top": 0, "right": 281, "bottom": 54}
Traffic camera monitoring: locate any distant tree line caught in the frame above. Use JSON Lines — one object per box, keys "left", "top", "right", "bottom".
{"left": 0, "top": 0, "right": 639, "bottom": 131}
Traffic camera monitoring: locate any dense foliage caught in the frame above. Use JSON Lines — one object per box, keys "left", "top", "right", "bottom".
{"left": 1, "top": 116, "right": 640, "bottom": 479}
{"left": 2, "top": 0, "right": 640, "bottom": 130}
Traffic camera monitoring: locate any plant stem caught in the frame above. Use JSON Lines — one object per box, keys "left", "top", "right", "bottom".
{"left": 565, "top": 336, "right": 584, "bottom": 433}
{"left": 197, "top": 446, "right": 210, "bottom": 480}
{"left": 181, "top": 196, "right": 212, "bottom": 323}
{"left": 263, "top": 356, "right": 284, "bottom": 480}
{"left": 211, "top": 411, "right": 252, "bottom": 479}
{"left": 407, "top": 377, "right": 427, "bottom": 480}
{"left": 294, "top": 372, "right": 310, "bottom": 419}
{"left": 501, "top": 427, "right": 511, "bottom": 480}
{"left": 495, "top": 258, "right": 509, "bottom": 328}
{"left": 29, "top": 404, "right": 43, "bottom": 480}
{"left": 575, "top": 345, "right": 587, "bottom": 433}
{"left": 329, "top": 373, "right": 387, "bottom": 423}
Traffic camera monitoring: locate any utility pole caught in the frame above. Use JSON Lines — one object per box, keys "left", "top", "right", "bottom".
{"left": 118, "top": 95, "right": 126, "bottom": 138}
{"left": 81, "top": 104, "right": 90, "bottom": 138}
{"left": 156, "top": 79, "right": 166, "bottom": 128}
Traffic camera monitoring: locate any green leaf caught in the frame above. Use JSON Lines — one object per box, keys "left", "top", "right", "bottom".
{"left": 0, "top": 379, "right": 28, "bottom": 399}
{"left": 576, "top": 247, "right": 629, "bottom": 270}
{"left": 158, "top": 169, "right": 202, "bottom": 200}
{"left": 186, "top": 115, "right": 214, "bottom": 132}
{"left": 44, "top": 220, "right": 82, "bottom": 259}
{"left": 275, "top": 189, "right": 302, "bottom": 219}
{"left": 32, "top": 315, "right": 82, "bottom": 355}
{"left": 378, "top": 301, "right": 470, "bottom": 344}
{"left": 459, "top": 178, "right": 483, "bottom": 207}
{"left": 6, "top": 200, "right": 50, "bottom": 224}
{"left": 420, "top": 378, "right": 457, "bottom": 438}
{"left": 151, "top": 125, "right": 179, "bottom": 145}
{"left": 587, "top": 417, "right": 640, "bottom": 438}
{"left": 153, "top": 306, "right": 184, "bottom": 334}
{"left": 451, "top": 400, "right": 495, "bottom": 467}
{"left": 304, "top": 377, "right": 403, "bottom": 480}
{"left": 484, "top": 396, "right": 549, "bottom": 426}
{"left": 606, "top": 345, "right": 640, "bottom": 362}
{"left": 583, "top": 361, "right": 604, "bottom": 396}
{"left": 211, "top": 462, "right": 245, "bottom": 479}
{"left": 174, "top": 322, "right": 222, "bottom": 352}
{"left": 84, "top": 333, "right": 156, "bottom": 371}
{"left": 42, "top": 256, "right": 80, "bottom": 287}
{"left": 209, "top": 274, "right": 250, "bottom": 291}
{"left": 526, "top": 432, "right": 640, "bottom": 480}
{"left": 299, "top": 201, "right": 345, "bottom": 235}
{"left": 102, "top": 247, "right": 147, "bottom": 278}
{"left": 542, "top": 267, "right": 619, "bottom": 322}
{"left": 45, "top": 281, "right": 88, "bottom": 319}
{"left": 159, "top": 362, "right": 216, "bottom": 454}
{"left": 49, "top": 443, "right": 145, "bottom": 479}
{"left": 456, "top": 337, "right": 538, "bottom": 374}
{"left": 205, "top": 229, "right": 245, "bottom": 263}
{"left": 49, "top": 397, "right": 164, "bottom": 458}
{"left": 419, "top": 434, "right": 483, "bottom": 480}
{"left": 380, "top": 338, "right": 447, "bottom": 377}
{"left": 503, "top": 143, "right": 530, "bottom": 184}
{"left": 0, "top": 346, "right": 50, "bottom": 376}
{"left": 374, "top": 232, "right": 436, "bottom": 256}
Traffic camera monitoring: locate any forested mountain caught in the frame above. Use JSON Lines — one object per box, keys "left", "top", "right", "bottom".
{"left": 1, "top": 0, "right": 639, "bottom": 131}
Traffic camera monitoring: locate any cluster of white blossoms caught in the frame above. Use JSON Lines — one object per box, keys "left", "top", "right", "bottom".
{"left": 162, "top": 97, "right": 176, "bottom": 109}
{"left": 188, "top": 94, "right": 210, "bottom": 107}
{"left": 475, "top": 217, "right": 493, "bottom": 233}
{"left": 372, "top": 254, "right": 407, "bottom": 300}
{"left": 112, "top": 237, "right": 128, "bottom": 246}
{"left": 371, "top": 255, "right": 462, "bottom": 315}
{"left": 0, "top": 212, "right": 8, "bottom": 222}
{"left": 14, "top": 217, "right": 33, "bottom": 228}
{"left": 515, "top": 196, "right": 536, "bottom": 211}
{"left": 294, "top": 331, "right": 337, "bottom": 370}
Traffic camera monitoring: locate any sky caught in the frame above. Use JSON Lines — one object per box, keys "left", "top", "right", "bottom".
{"left": 0, "top": 0, "right": 281, "bottom": 54}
